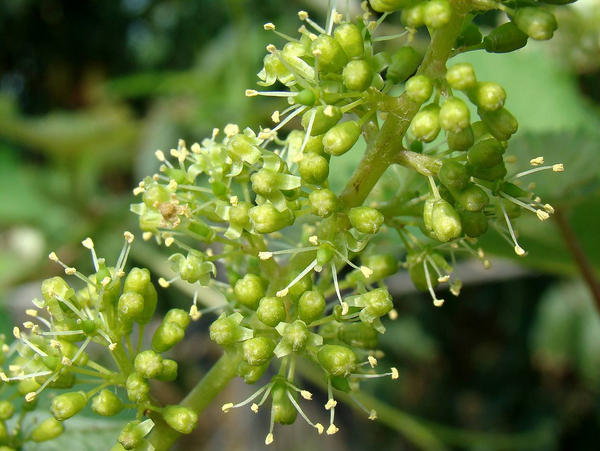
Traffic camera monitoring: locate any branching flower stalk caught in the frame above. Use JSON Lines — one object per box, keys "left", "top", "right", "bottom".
{"left": 0, "top": 0, "right": 574, "bottom": 450}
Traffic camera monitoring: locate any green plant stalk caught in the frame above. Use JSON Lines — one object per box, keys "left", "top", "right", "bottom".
{"left": 148, "top": 350, "right": 242, "bottom": 450}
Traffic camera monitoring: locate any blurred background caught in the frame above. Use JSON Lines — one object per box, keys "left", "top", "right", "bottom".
{"left": 1, "top": 0, "right": 599, "bottom": 450}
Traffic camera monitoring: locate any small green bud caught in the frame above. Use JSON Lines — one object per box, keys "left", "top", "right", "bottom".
{"left": 308, "top": 188, "right": 338, "bottom": 217}
{"left": 438, "top": 160, "right": 469, "bottom": 190}
{"left": 249, "top": 204, "right": 294, "bottom": 234}
{"left": 298, "top": 152, "right": 329, "bottom": 184}
{"left": 280, "top": 320, "right": 309, "bottom": 352}
{"left": 446, "top": 63, "right": 477, "bottom": 91}
{"left": 334, "top": 23, "right": 364, "bottom": 58}
{"left": 401, "top": 3, "right": 426, "bottom": 28}
{"left": 484, "top": 22, "right": 528, "bottom": 53}
{"left": 455, "top": 184, "right": 489, "bottom": 212}
{"left": 339, "top": 322, "right": 379, "bottom": 349}
{"left": 472, "top": 161, "right": 507, "bottom": 181}
{"left": 228, "top": 134, "right": 261, "bottom": 164}
{"left": 41, "top": 276, "right": 74, "bottom": 303}
{"left": 342, "top": 59, "right": 373, "bottom": 92}
{"left": 163, "top": 406, "right": 198, "bottom": 435}
{"left": 387, "top": 46, "right": 421, "bottom": 83}
{"left": 237, "top": 361, "right": 269, "bottom": 384}
{"left": 323, "top": 121, "right": 362, "bottom": 156}
{"left": 257, "top": 297, "right": 286, "bottom": 327}
{"left": 410, "top": 104, "right": 440, "bottom": 142}
{"left": 513, "top": 7, "right": 557, "bottom": 41}
{"left": 297, "top": 290, "right": 326, "bottom": 324}
{"left": 318, "top": 345, "right": 357, "bottom": 377}
{"left": 316, "top": 244, "right": 334, "bottom": 269}
{"left": 251, "top": 169, "right": 279, "bottom": 197}
{"left": 460, "top": 211, "right": 489, "bottom": 237}
{"left": 439, "top": 97, "right": 470, "bottom": 133}
{"left": 479, "top": 107, "right": 518, "bottom": 141}
{"left": 468, "top": 138, "right": 503, "bottom": 168}
{"left": 243, "top": 337, "right": 275, "bottom": 366}
{"left": 31, "top": 417, "right": 64, "bottom": 442}
{"left": 456, "top": 22, "right": 483, "bottom": 47}
{"left": 432, "top": 200, "right": 462, "bottom": 242}
{"left": 271, "top": 384, "right": 297, "bottom": 425}
{"left": 405, "top": 75, "right": 433, "bottom": 104}
{"left": 92, "top": 389, "right": 124, "bottom": 416}
{"left": 303, "top": 134, "right": 326, "bottom": 155}
{"left": 0, "top": 402, "right": 14, "bottom": 420}
{"left": 123, "top": 267, "right": 150, "bottom": 294}
{"left": 157, "top": 359, "right": 178, "bottom": 382}
{"left": 471, "top": 120, "right": 492, "bottom": 141}
{"left": 229, "top": 202, "right": 251, "bottom": 227}
{"left": 295, "top": 88, "right": 316, "bottom": 106}
{"left": 142, "top": 184, "right": 170, "bottom": 207}
{"left": 361, "top": 287, "right": 394, "bottom": 318}
{"left": 348, "top": 206, "right": 384, "bottom": 234}
{"left": 118, "top": 421, "right": 145, "bottom": 450}
{"left": 51, "top": 391, "right": 87, "bottom": 421}
{"left": 152, "top": 321, "right": 185, "bottom": 353}
{"left": 424, "top": 0, "right": 452, "bottom": 29}
{"left": 126, "top": 373, "right": 150, "bottom": 403}
{"left": 118, "top": 292, "right": 144, "bottom": 321}
{"left": 134, "top": 350, "right": 163, "bottom": 379}
{"left": 310, "top": 34, "right": 348, "bottom": 73}
{"left": 370, "top": 0, "right": 417, "bottom": 13}
{"left": 447, "top": 126, "right": 474, "bottom": 151}
{"left": 470, "top": 82, "right": 506, "bottom": 112}
{"left": 209, "top": 313, "right": 253, "bottom": 345}
{"left": 164, "top": 308, "right": 191, "bottom": 329}
{"left": 18, "top": 378, "right": 40, "bottom": 396}
{"left": 361, "top": 254, "right": 398, "bottom": 282}
{"left": 234, "top": 274, "right": 265, "bottom": 310}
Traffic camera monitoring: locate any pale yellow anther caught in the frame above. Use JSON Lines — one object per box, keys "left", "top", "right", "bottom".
{"left": 8, "top": 365, "right": 20, "bottom": 373}
{"left": 50, "top": 339, "right": 61, "bottom": 349}
{"left": 388, "top": 308, "right": 398, "bottom": 320}
{"left": 48, "top": 252, "right": 59, "bottom": 262}
{"left": 300, "top": 390, "right": 313, "bottom": 400}
{"left": 116, "top": 270, "right": 126, "bottom": 278}
{"left": 109, "top": 343, "right": 117, "bottom": 351}
{"left": 25, "top": 392, "right": 37, "bottom": 402}
{"left": 276, "top": 288, "right": 289, "bottom": 298}
{"left": 251, "top": 403, "right": 259, "bottom": 413}
{"left": 298, "top": 25, "right": 308, "bottom": 34}
{"left": 433, "top": 299, "right": 445, "bottom": 307}
{"left": 245, "top": 89, "right": 259, "bottom": 97}
{"left": 258, "top": 130, "right": 275, "bottom": 140}
{"left": 530, "top": 156, "right": 544, "bottom": 166}
{"left": 82, "top": 238, "right": 94, "bottom": 249}
{"left": 155, "top": 150, "right": 166, "bottom": 162}
{"left": 332, "top": 11, "right": 343, "bottom": 23}
{"left": 325, "top": 399, "right": 337, "bottom": 410}
{"left": 152, "top": 174, "right": 160, "bottom": 181}
{"left": 142, "top": 232, "right": 153, "bottom": 241}
{"left": 298, "top": 10, "right": 309, "bottom": 20}
{"left": 308, "top": 235, "right": 319, "bottom": 245}
{"left": 224, "top": 123, "right": 240, "bottom": 137}
{"left": 271, "top": 110, "right": 281, "bottom": 123}
{"left": 221, "top": 403, "right": 234, "bottom": 413}
{"left": 164, "top": 237, "right": 175, "bottom": 247}
{"left": 341, "top": 302, "right": 349, "bottom": 316}
{"left": 191, "top": 143, "right": 201, "bottom": 153}
{"left": 544, "top": 203, "right": 555, "bottom": 214}
{"left": 25, "top": 309, "right": 38, "bottom": 317}
{"left": 368, "top": 409, "right": 378, "bottom": 420}
{"left": 23, "top": 321, "right": 34, "bottom": 329}
{"left": 391, "top": 367, "right": 399, "bottom": 380}
{"left": 13, "top": 327, "right": 20, "bottom": 339}
{"left": 367, "top": 20, "right": 377, "bottom": 31}
{"left": 259, "top": 251, "right": 273, "bottom": 260}
{"left": 264, "top": 22, "right": 275, "bottom": 30}
{"left": 437, "top": 275, "right": 450, "bottom": 283}
{"left": 326, "top": 424, "right": 339, "bottom": 435}
{"left": 170, "top": 148, "right": 180, "bottom": 159}
{"left": 312, "top": 48, "right": 322, "bottom": 57}
{"left": 292, "top": 153, "right": 304, "bottom": 163}
{"left": 101, "top": 276, "right": 111, "bottom": 286}
{"left": 514, "top": 245, "right": 526, "bottom": 256}
{"left": 123, "top": 231, "right": 134, "bottom": 244}
{"left": 368, "top": 356, "right": 377, "bottom": 368}
{"left": 158, "top": 278, "right": 171, "bottom": 288}
{"left": 65, "top": 267, "right": 77, "bottom": 275}
{"left": 167, "top": 179, "right": 178, "bottom": 191}
{"left": 553, "top": 164, "right": 564, "bottom": 172}
{"left": 316, "top": 423, "right": 324, "bottom": 434}
{"left": 536, "top": 209, "right": 550, "bottom": 221}
{"left": 61, "top": 356, "right": 72, "bottom": 367}
{"left": 323, "top": 105, "right": 334, "bottom": 117}
{"left": 477, "top": 248, "right": 485, "bottom": 259}
{"left": 211, "top": 128, "right": 220, "bottom": 140}
{"left": 266, "top": 44, "right": 277, "bottom": 53}
{"left": 360, "top": 266, "right": 373, "bottom": 278}
{"left": 1, "top": 345, "right": 8, "bottom": 353}
{"left": 206, "top": 248, "right": 214, "bottom": 257}
{"left": 265, "top": 433, "right": 274, "bottom": 445}
{"left": 0, "top": 372, "right": 8, "bottom": 382}
{"left": 189, "top": 304, "right": 202, "bottom": 321}
{"left": 308, "top": 32, "right": 318, "bottom": 41}
{"left": 483, "top": 259, "right": 491, "bottom": 269}
{"left": 534, "top": 196, "right": 542, "bottom": 203}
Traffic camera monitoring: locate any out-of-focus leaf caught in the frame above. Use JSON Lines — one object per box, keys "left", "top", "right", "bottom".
{"left": 380, "top": 317, "right": 439, "bottom": 363}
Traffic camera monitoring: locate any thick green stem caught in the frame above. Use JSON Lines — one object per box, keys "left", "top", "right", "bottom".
{"left": 340, "top": 1, "right": 470, "bottom": 208}
{"left": 148, "top": 350, "right": 242, "bottom": 450}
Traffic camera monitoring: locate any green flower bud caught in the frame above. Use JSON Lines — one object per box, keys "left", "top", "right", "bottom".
{"left": 118, "top": 421, "right": 146, "bottom": 450}
{"left": 468, "top": 138, "right": 503, "bottom": 168}
{"left": 446, "top": 63, "right": 476, "bottom": 91}
{"left": 243, "top": 337, "right": 275, "bottom": 366}
{"left": 157, "top": 359, "right": 178, "bottom": 382}
{"left": 470, "top": 82, "right": 506, "bottom": 112}
{"left": 471, "top": 120, "right": 492, "bottom": 141}
{"left": 513, "top": 7, "right": 557, "bottom": 41}
{"left": 271, "top": 384, "right": 297, "bottom": 425}
{"left": 432, "top": 200, "right": 462, "bottom": 242}
{"left": 361, "top": 254, "right": 398, "bottom": 282}
{"left": 298, "top": 152, "right": 329, "bottom": 184}
{"left": 31, "top": 417, "right": 64, "bottom": 442}
{"left": 316, "top": 244, "right": 334, "bottom": 269}
{"left": 257, "top": 297, "right": 286, "bottom": 327}
{"left": 142, "top": 184, "right": 170, "bottom": 207}
{"left": 405, "top": 75, "right": 433, "bottom": 104}
{"left": 348, "top": 206, "right": 384, "bottom": 234}
{"left": 92, "top": 389, "right": 123, "bottom": 416}
{"left": 118, "top": 292, "right": 144, "bottom": 321}
{"left": 209, "top": 313, "right": 253, "bottom": 346}
{"left": 460, "top": 211, "right": 489, "bottom": 237}
{"left": 295, "top": 88, "right": 317, "bottom": 106}
{"left": 237, "top": 360, "right": 269, "bottom": 384}
{"left": 410, "top": 104, "right": 440, "bottom": 142}
{"left": 401, "top": 3, "right": 426, "bottom": 28}
{"left": 472, "top": 161, "right": 507, "bottom": 181}
{"left": 309, "top": 188, "right": 338, "bottom": 217}
{"left": 123, "top": 268, "right": 156, "bottom": 324}
{"left": 447, "top": 126, "right": 474, "bottom": 151}
{"left": 164, "top": 309, "right": 190, "bottom": 329}
{"left": 479, "top": 107, "right": 518, "bottom": 141}
{"left": 424, "top": 0, "right": 452, "bottom": 29}
{"left": 342, "top": 59, "right": 373, "bottom": 92}
{"left": 279, "top": 320, "right": 309, "bottom": 352}
{"left": 249, "top": 204, "right": 294, "bottom": 234}
{"left": 41, "top": 276, "right": 74, "bottom": 303}
{"left": 339, "top": 322, "right": 379, "bottom": 349}
{"left": 370, "top": 0, "right": 417, "bottom": 12}
{"left": 126, "top": 373, "right": 149, "bottom": 403}
{"left": 361, "top": 287, "right": 394, "bottom": 318}
{"left": 134, "top": 350, "right": 163, "bottom": 379}
{"left": 234, "top": 274, "right": 265, "bottom": 310}
{"left": 318, "top": 345, "right": 357, "bottom": 377}
{"left": 387, "top": 46, "right": 421, "bottom": 83}
{"left": 455, "top": 184, "right": 489, "bottom": 212}
{"left": 484, "top": 22, "right": 528, "bottom": 53}
{"left": 303, "top": 134, "right": 326, "bottom": 155}
{"left": 323, "top": 121, "right": 362, "bottom": 156}
{"left": 334, "top": 23, "right": 364, "bottom": 58}
{"left": 152, "top": 321, "right": 185, "bottom": 353}
{"left": 456, "top": 22, "right": 483, "bottom": 47}
{"left": 310, "top": 34, "right": 348, "bottom": 73}
{"left": 297, "top": 290, "right": 326, "bottom": 324}
{"left": 18, "top": 378, "right": 40, "bottom": 396}
{"left": 0, "top": 402, "right": 13, "bottom": 421}
{"left": 51, "top": 391, "right": 87, "bottom": 421}
{"left": 229, "top": 134, "right": 261, "bottom": 165}
{"left": 163, "top": 406, "right": 198, "bottom": 435}
{"left": 229, "top": 202, "right": 251, "bottom": 227}
{"left": 438, "top": 160, "right": 469, "bottom": 190}
{"left": 439, "top": 97, "right": 470, "bottom": 133}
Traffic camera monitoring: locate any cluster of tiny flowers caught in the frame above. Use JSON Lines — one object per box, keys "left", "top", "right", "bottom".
{"left": 0, "top": 234, "right": 198, "bottom": 450}
{"left": 128, "top": 0, "right": 566, "bottom": 444}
